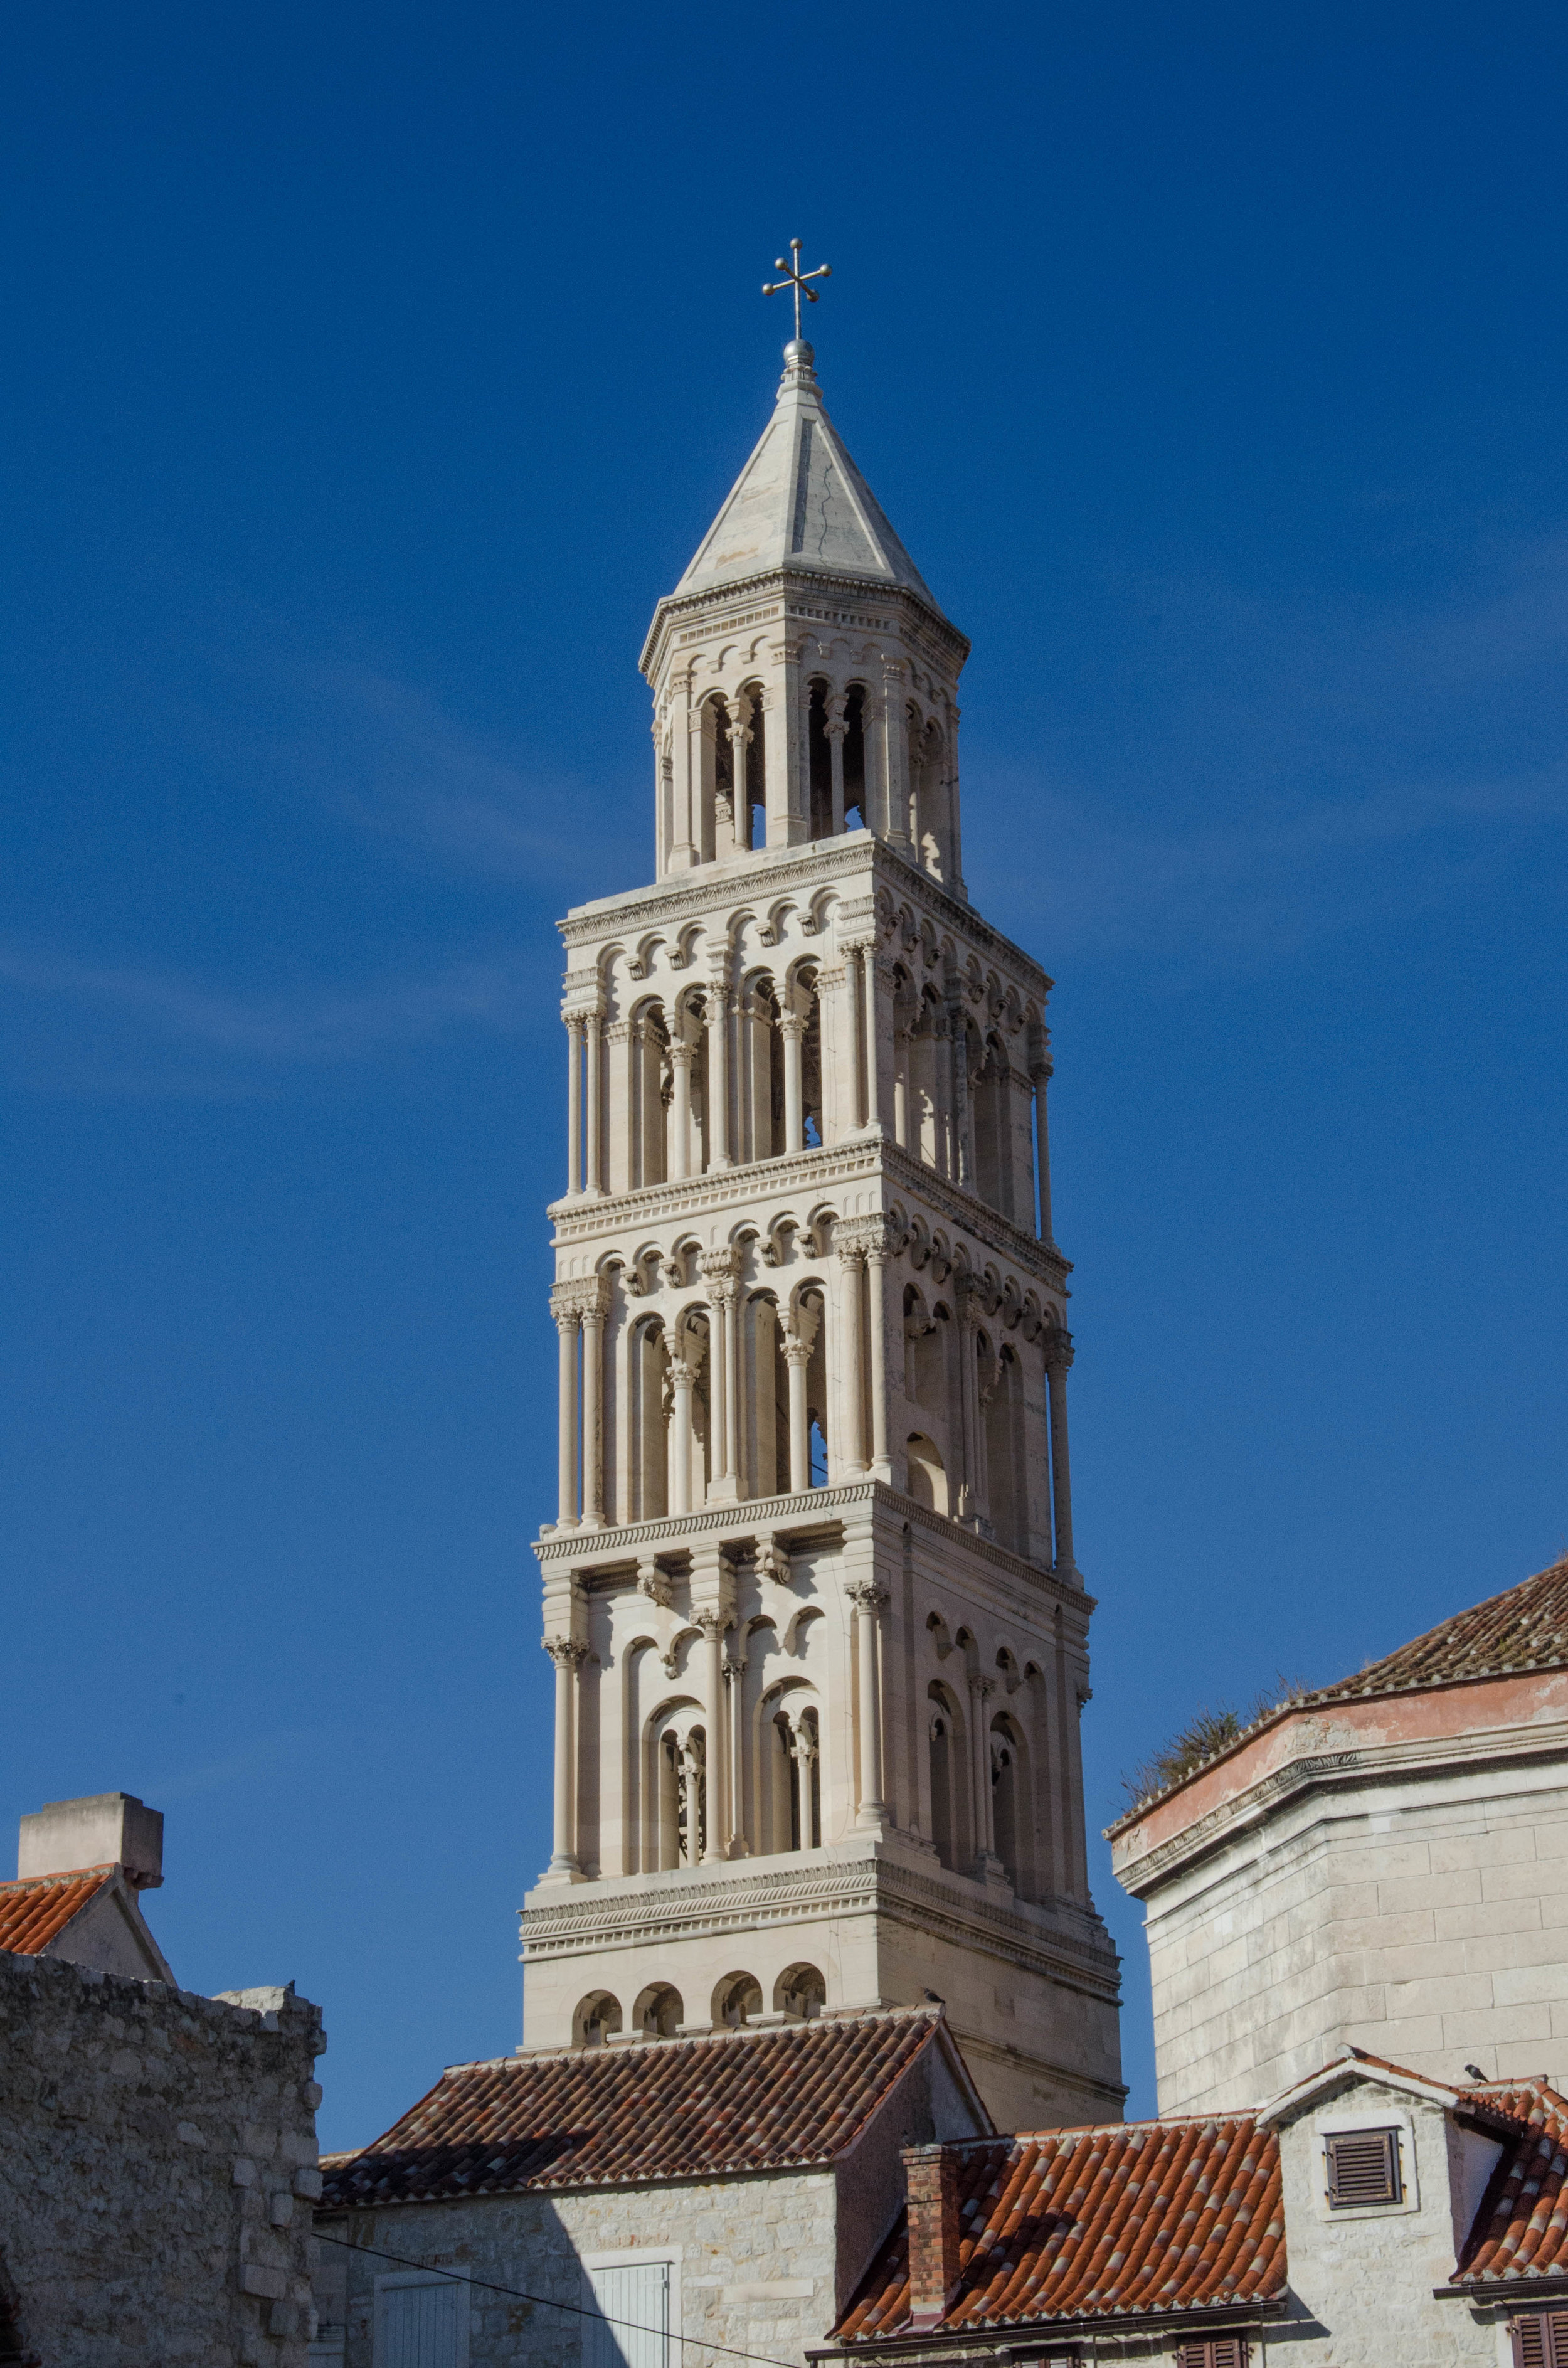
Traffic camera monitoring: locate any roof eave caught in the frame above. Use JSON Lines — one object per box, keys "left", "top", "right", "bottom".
{"left": 640, "top": 564, "right": 970, "bottom": 683}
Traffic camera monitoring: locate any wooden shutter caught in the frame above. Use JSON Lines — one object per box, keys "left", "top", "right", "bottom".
{"left": 378, "top": 2279, "right": 462, "bottom": 2368}
{"left": 1325, "top": 2128, "right": 1402, "bottom": 2207}
{"left": 1511, "top": 2313, "right": 1568, "bottom": 2368}
{"left": 585, "top": 2261, "right": 671, "bottom": 2368}
{"left": 1173, "top": 2344, "right": 1249, "bottom": 2368}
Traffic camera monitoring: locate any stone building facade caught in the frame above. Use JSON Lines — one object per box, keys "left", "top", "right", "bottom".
{"left": 524, "top": 327, "right": 1123, "bottom": 2134}
{"left": 819, "top": 2047, "right": 1568, "bottom": 2368}
{"left": 1110, "top": 1553, "right": 1568, "bottom": 2115}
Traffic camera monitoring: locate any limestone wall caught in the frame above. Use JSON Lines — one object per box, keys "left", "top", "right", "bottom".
{"left": 0, "top": 1948, "right": 324, "bottom": 2368}
{"left": 316, "top": 2167, "right": 842, "bottom": 2368}
{"left": 1124, "top": 1747, "right": 1568, "bottom": 2113}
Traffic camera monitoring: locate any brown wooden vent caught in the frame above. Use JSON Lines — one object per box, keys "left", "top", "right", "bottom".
{"left": 1511, "top": 2311, "right": 1568, "bottom": 2368}
{"left": 1325, "top": 2127, "right": 1402, "bottom": 2208}
{"left": 1173, "top": 2342, "right": 1250, "bottom": 2368}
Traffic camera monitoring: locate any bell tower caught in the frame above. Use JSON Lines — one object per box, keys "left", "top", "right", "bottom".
{"left": 520, "top": 299, "right": 1123, "bottom": 2132}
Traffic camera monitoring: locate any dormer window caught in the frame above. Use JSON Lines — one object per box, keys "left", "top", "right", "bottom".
{"left": 1325, "top": 2127, "right": 1402, "bottom": 2208}
{"left": 1510, "top": 2310, "right": 1568, "bottom": 2368}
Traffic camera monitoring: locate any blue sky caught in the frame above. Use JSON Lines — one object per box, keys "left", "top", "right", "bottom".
{"left": 4, "top": 3, "right": 1566, "bottom": 2142}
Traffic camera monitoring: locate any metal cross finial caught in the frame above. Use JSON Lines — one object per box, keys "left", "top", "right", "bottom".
{"left": 763, "top": 238, "right": 831, "bottom": 343}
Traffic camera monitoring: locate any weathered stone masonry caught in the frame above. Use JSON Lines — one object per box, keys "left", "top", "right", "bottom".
{"left": 0, "top": 1949, "right": 324, "bottom": 2368}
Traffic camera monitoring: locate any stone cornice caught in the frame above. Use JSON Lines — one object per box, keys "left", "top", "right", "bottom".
{"left": 639, "top": 565, "right": 970, "bottom": 682}
{"left": 1112, "top": 1714, "right": 1568, "bottom": 1896}
{"left": 556, "top": 837, "right": 1049, "bottom": 1007}
{"left": 549, "top": 1134, "right": 1067, "bottom": 1288}
{"left": 520, "top": 1854, "right": 1120, "bottom": 2002}
{"left": 534, "top": 1475, "right": 1093, "bottom": 1620}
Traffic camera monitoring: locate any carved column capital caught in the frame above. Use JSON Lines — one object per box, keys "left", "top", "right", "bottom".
{"left": 845, "top": 1580, "right": 890, "bottom": 1614}
{"left": 1042, "top": 1326, "right": 1075, "bottom": 1374}
{"left": 968, "top": 1672, "right": 996, "bottom": 1702}
{"left": 695, "top": 1606, "right": 729, "bottom": 1640}
{"left": 543, "top": 1637, "right": 588, "bottom": 1671}
{"left": 836, "top": 1214, "right": 899, "bottom": 1264}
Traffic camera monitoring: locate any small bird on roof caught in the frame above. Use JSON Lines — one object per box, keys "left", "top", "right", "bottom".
{"left": 1465, "top": 2064, "right": 1489, "bottom": 2082}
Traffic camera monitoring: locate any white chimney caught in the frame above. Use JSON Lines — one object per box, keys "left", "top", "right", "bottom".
{"left": 18, "top": 1792, "right": 164, "bottom": 1890}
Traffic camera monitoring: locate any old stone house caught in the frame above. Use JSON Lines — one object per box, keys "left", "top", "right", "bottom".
{"left": 820, "top": 2047, "right": 1568, "bottom": 2368}
{"left": 1110, "top": 1551, "right": 1568, "bottom": 2114}
{"left": 0, "top": 1793, "right": 325, "bottom": 2368}
{"left": 312, "top": 2007, "right": 988, "bottom": 2368}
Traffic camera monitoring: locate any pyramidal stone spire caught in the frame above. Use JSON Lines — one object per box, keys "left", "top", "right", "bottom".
{"left": 676, "top": 341, "right": 941, "bottom": 610}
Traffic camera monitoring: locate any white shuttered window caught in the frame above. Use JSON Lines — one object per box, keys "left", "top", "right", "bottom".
{"left": 375, "top": 2276, "right": 465, "bottom": 2368}
{"left": 584, "top": 2259, "right": 672, "bottom": 2368}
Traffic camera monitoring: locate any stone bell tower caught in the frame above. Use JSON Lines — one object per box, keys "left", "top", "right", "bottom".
{"left": 519, "top": 309, "right": 1124, "bottom": 2132}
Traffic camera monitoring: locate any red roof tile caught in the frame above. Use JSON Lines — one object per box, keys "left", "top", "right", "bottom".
{"left": 1454, "top": 2079, "right": 1568, "bottom": 2287}
{"left": 0, "top": 1867, "right": 115, "bottom": 1956}
{"left": 835, "top": 2115, "right": 1285, "bottom": 2339}
{"left": 1310, "top": 1556, "right": 1568, "bottom": 1702}
{"left": 321, "top": 2007, "right": 955, "bottom": 2209}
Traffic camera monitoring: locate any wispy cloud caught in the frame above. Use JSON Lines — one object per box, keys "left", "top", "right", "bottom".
{"left": 0, "top": 937, "right": 534, "bottom": 1090}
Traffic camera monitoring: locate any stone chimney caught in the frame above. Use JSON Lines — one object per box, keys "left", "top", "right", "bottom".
{"left": 903, "top": 2142, "right": 962, "bottom": 2327}
{"left": 18, "top": 1792, "right": 164, "bottom": 1889}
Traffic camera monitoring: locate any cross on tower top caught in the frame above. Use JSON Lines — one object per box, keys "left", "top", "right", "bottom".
{"left": 763, "top": 238, "right": 831, "bottom": 344}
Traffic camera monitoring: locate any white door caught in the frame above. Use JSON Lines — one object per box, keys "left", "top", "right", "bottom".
{"left": 584, "top": 2261, "right": 670, "bottom": 2368}
{"left": 377, "top": 2278, "right": 464, "bottom": 2368}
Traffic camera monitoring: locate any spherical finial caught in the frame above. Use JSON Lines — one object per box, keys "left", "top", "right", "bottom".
{"left": 784, "top": 339, "right": 815, "bottom": 367}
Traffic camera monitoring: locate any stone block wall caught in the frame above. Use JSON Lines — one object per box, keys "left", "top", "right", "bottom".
{"left": 317, "top": 2169, "right": 842, "bottom": 2368}
{"left": 0, "top": 1948, "right": 324, "bottom": 2368}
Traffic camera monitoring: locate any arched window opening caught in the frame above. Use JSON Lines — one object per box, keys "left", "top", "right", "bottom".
{"left": 928, "top": 1700, "right": 955, "bottom": 1871}
{"left": 743, "top": 1292, "right": 786, "bottom": 1499}
{"left": 631, "top": 1318, "right": 669, "bottom": 1522}
{"left": 632, "top": 1982, "right": 683, "bottom": 2038}
{"left": 984, "top": 1346, "right": 1025, "bottom": 1558}
{"left": 739, "top": 680, "right": 767, "bottom": 849}
{"left": 843, "top": 684, "right": 867, "bottom": 829}
{"left": 659, "top": 1724, "right": 706, "bottom": 1866}
{"left": 573, "top": 1990, "right": 623, "bottom": 2048}
{"left": 775, "top": 1962, "right": 826, "bottom": 2020}
{"left": 780, "top": 1706, "right": 821, "bottom": 1849}
{"left": 807, "top": 679, "right": 833, "bottom": 839}
{"left": 799, "top": 968, "right": 824, "bottom": 1147}
{"left": 906, "top": 1431, "right": 947, "bottom": 1515}
{"left": 808, "top": 1415, "right": 828, "bottom": 1489}
{"left": 713, "top": 1971, "right": 763, "bottom": 2029}
{"left": 992, "top": 1723, "right": 1020, "bottom": 1891}
{"left": 711, "top": 696, "right": 735, "bottom": 852}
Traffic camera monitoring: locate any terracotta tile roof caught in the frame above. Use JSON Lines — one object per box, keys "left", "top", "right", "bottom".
{"left": 321, "top": 2007, "right": 953, "bottom": 2209}
{"left": 1309, "top": 1555, "right": 1568, "bottom": 1702}
{"left": 0, "top": 1866, "right": 115, "bottom": 1956}
{"left": 1454, "top": 2078, "right": 1568, "bottom": 2287}
{"left": 835, "top": 2115, "right": 1285, "bottom": 2339}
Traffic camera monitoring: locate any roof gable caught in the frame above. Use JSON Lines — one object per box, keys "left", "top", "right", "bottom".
{"left": 835, "top": 2114, "right": 1285, "bottom": 2339}
{"left": 0, "top": 1866, "right": 117, "bottom": 1954}
{"left": 322, "top": 2006, "right": 960, "bottom": 2210}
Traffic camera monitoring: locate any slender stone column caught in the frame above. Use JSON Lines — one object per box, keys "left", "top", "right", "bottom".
{"left": 545, "top": 1638, "right": 586, "bottom": 1876}
{"left": 681, "top": 1738, "right": 704, "bottom": 1865}
{"left": 953, "top": 1285, "right": 980, "bottom": 1522}
{"left": 783, "top": 1334, "right": 812, "bottom": 1492}
{"left": 1031, "top": 1054, "right": 1054, "bottom": 1242}
{"left": 724, "top": 1653, "right": 748, "bottom": 1856}
{"left": 551, "top": 1289, "right": 581, "bottom": 1529}
{"left": 849, "top": 1581, "right": 889, "bottom": 1829}
{"left": 580, "top": 1283, "right": 608, "bottom": 1528}
{"left": 780, "top": 1012, "right": 805, "bottom": 1153}
{"left": 669, "top": 1355, "right": 695, "bottom": 1515}
{"left": 670, "top": 1039, "right": 694, "bottom": 1181}
{"left": 584, "top": 1014, "right": 604, "bottom": 1196}
{"left": 968, "top": 1673, "right": 996, "bottom": 1869}
{"left": 1045, "top": 1329, "right": 1076, "bottom": 1578}
{"left": 837, "top": 1243, "right": 867, "bottom": 1475}
{"left": 565, "top": 1016, "right": 583, "bottom": 1197}
{"left": 825, "top": 694, "right": 847, "bottom": 836}
{"left": 860, "top": 950, "right": 881, "bottom": 1130}
{"left": 699, "top": 1610, "right": 728, "bottom": 1861}
{"left": 706, "top": 984, "right": 731, "bottom": 1168}
{"left": 866, "top": 1235, "right": 891, "bottom": 1479}
{"left": 892, "top": 1033, "right": 908, "bottom": 1149}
